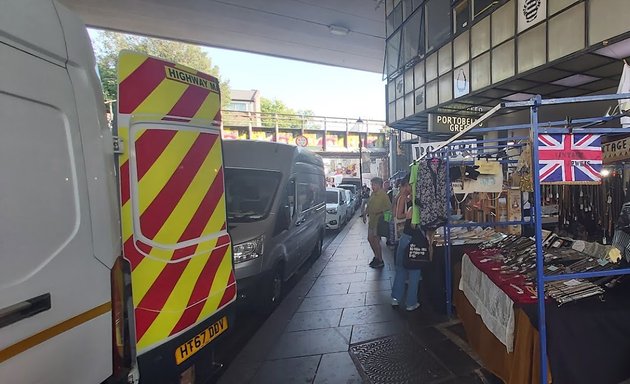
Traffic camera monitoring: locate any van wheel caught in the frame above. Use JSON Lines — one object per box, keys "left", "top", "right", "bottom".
{"left": 312, "top": 236, "right": 323, "bottom": 259}
{"left": 268, "top": 264, "right": 284, "bottom": 309}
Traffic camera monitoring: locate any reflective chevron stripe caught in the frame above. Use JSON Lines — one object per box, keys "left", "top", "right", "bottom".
{"left": 117, "top": 51, "right": 235, "bottom": 353}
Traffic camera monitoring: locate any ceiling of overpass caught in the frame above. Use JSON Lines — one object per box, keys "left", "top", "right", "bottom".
{"left": 59, "top": 0, "right": 387, "bottom": 73}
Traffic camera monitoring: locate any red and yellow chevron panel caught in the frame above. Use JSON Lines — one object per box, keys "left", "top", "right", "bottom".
{"left": 117, "top": 51, "right": 236, "bottom": 353}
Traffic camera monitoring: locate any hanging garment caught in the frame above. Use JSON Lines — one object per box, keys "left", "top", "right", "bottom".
{"left": 618, "top": 62, "right": 630, "bottom": 128}
{"left": 409, "top": 162, "right": 421, "bottom": 225}
{"left": 415, "top": 158, "right": 447, "bottom": 230}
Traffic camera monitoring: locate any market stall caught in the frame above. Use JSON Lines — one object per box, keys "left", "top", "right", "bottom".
{"left": 410, "top": 93, "right": 630, "bottom": 384}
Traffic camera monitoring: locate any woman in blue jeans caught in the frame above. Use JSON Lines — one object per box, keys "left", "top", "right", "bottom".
{"left": 391, "top": 177, "right": 422, "bottom": 311}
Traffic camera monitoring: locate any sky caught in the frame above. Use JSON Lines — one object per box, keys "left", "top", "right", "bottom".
{"left": 203, "top": 47, "right": 386, "bottom": 121}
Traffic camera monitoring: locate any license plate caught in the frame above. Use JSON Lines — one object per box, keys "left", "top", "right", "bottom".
{"left": 175, "top": 316, "right": 228, "bottom": 365}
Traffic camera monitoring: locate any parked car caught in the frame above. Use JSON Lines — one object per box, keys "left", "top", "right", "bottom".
{"left": 326, "top": 187, "right": 348, "bottom": 230}
{"left": 338, "top": 184, "right": 360, "bottom": 212}
{"left": 342, "top": 189, "right": 354, "bottom": 220}
{"left": 341, "top": 177, "right": 363, "bottom": 206}
{"left": 223, "top": 141, "right": 326, "bottom": 309}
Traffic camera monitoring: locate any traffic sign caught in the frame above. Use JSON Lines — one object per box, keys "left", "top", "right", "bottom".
{"left": 295, "top": 135, "right": 308, "bottom": 147}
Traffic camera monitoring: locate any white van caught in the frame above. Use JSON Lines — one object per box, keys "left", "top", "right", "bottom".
{"left": 326, "top": 188, "right": 348, "bottom": 230}
{"left": 0, "top": 2, "right": 236, "bottom": 383}
{"left": 223, "top": 141, "right": 326, "bottom": 308}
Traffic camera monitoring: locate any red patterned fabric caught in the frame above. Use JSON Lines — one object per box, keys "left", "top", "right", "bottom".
{"left": 465, "top": 249, "right": 541, "bottom": 304}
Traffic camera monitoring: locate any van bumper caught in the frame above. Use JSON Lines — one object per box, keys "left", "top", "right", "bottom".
{"left": 136, "top": 305, "right": 234, "bottom": 384}
{"left": 235, "top": 270, "right": 271, "bottom": 305}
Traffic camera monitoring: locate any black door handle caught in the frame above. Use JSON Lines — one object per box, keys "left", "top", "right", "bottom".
{"left": 0, "top": 293, "right": 51, "bottom": 329}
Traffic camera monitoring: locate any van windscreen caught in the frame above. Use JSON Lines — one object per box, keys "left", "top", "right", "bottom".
{"left": 225, "top": 168, "right": 282, "bottom": 222}
{"left": 326, "top": 191, "right": 339, "bottom": 204}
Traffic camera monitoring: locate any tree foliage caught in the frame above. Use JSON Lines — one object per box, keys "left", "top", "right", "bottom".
{"left": 260, "top": 97, "right": 313, "bottom": 128}
{"left": 90, "top": 30, "right": 231, "bottom": 106}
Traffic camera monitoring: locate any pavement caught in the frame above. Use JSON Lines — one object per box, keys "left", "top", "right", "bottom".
{"left": 218, "top": 215, "right": 502, "bottom": 384}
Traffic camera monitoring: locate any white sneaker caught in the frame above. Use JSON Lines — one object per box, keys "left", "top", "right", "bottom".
{"left": 406, "top": 303, "right": 420, "bottom": 311}
{"left": 391, "top": 298, "right": 399, "bottom": 307}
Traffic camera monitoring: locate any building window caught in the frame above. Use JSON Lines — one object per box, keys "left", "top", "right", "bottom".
{"left": 401, "top": 7, "right": 424, "bottom": 66}
{"left": 472, "top": 0, "right": 497, "bottom": 19}
{"left": 385, "top": 30, "right": 402, "bottom": 77}
{"left": 227, "top": 102, "right": 249, "bottom": 111}
{"left": 425, "top": 0, "right": 451, "bottom": 52}
{"left": 386, "top": 2, "right": 403, "bottom": 36}
{"left": 453, "top": 0, "right": 470, "bottom": 34}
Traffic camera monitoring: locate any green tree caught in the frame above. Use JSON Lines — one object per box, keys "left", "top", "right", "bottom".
{"left": 90, "top": 30, "right": 231, "bottom": 106}
{"left": 260, "top": 98, "right": 314, "bottom": 128}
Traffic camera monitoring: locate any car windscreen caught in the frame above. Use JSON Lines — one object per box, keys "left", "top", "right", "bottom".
{"left": 225, "top": 168, "right": 282, "bottom": 222}
{"left": 326, "top": 191, "right": 339, "bottom": 204}
{"left": 338, "top": 185, "right": 356, "bottom": 194}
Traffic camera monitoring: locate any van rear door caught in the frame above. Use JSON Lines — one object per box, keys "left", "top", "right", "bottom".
{"left": 0, "top": 4, "right": 112, "bottom": 383}
{"left": 116, "top": 51, "right": 236, "bottom": 380}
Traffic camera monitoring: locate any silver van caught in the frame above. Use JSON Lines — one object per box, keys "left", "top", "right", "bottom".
{"left": 223, "top": 141, "right": 326, "bottom": 309}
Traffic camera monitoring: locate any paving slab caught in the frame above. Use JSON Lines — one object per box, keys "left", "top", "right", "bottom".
{"left": 340, "top": 304, "right": 400, "bottom": 326}
{"left": 316, "top": 272, "right": 367, "bottom": 284}
{"left": 269, "top": 326, "right": 352, "bottom": 359}
{"left": 254, "top": 355, "right": 321, "bottom": 384}
{"left": 314, "top": 352, "right": 363, "bottom": 384}
{"left": 350, "top": 321, "right": 406, "bottom": 345}
{"left": 285, "top": 309, "right": 343, "bottom": 332}
{"left": 297, "top": 292, "right": 366, "bottom": 312}
{"left": 348, "top": 279, "right": 392, "bottom": 294}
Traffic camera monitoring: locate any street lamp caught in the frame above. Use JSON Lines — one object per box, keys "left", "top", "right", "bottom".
{"left": 355, "top": 117, "right": 365, "bottom": 190}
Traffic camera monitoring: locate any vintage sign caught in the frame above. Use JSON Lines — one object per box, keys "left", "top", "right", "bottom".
{"left": 428, "top": 114, "right": 483, "bottom": 134}
{"left": 518, "top": 0, "right": 547, "bottom": 33}
{"left": 602, "top": 136, "right": 630, "bottom": 164}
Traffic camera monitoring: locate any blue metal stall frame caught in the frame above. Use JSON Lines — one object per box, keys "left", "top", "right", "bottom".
{"left": 420, "top": 93, "right": 630, "bottom": 384}
{"left": 430, "top": 137, "right": 530, "bottom": 318}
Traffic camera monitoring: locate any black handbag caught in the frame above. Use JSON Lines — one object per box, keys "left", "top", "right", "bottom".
{"left": 403, "top": 230, "right": 431, "bottom": 269}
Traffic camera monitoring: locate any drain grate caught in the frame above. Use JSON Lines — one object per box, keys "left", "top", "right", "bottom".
{"left": 349, "top": 334, "right": 452, "bottom": 384}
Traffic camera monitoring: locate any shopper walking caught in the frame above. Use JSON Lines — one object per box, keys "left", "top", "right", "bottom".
{"left": 391, "top": 176, "right": 422, "bottom": 311}
{"left": 363, "top": 177, "right": 391, "bottom": 268}
{"left": 360, "top": 184, "right": 370, "bottom": 218}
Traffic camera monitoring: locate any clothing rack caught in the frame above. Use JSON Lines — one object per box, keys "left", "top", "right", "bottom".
{"left": 431, "top": 137, "right": 530, "bottom": 318}
{"left": 419, "top": 93, "right": 630, "bottom": 384}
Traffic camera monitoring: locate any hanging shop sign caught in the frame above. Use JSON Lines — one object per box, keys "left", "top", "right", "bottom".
{"left": 602, "top": 136, "right": 630, "bottom": 164}
{"left": 518, "top": 0, "right": 547, "bottom": 33}
{"left": 451, "top": 174, "right": 503, "bottom": 193}
{"left": 412, "top": 139, "right": 477, "bottom": 161}
{"left": 428, "top": 114, "right": 483, "bottom": 134}
{"left": 475, "top": 159, "right": 502, "bottom": 175}
{"left": 452, "top": 159, "right": 503, "bottom": 193}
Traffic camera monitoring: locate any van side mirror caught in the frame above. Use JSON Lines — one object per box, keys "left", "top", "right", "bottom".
{"left": 275, "top": 204, "right": 291, "bottom": 233}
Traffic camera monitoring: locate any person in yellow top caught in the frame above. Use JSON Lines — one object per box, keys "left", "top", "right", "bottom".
{"left": 363, "top": 177, "right": 392, "bottom": 268}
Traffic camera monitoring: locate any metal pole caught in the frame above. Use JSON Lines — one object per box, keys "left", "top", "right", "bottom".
{"left": 359, "top": 140, "right": 363, "bottom": 189}
{"left": 445, "top": 148, "right": 453, "bottom": 317}
{"left": 530, "top": 95, "right": 548, "bottom": 384}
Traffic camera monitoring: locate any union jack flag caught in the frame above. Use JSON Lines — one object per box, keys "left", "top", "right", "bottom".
{"left": 538, "top": 134, "right": 602, "bottom": 184}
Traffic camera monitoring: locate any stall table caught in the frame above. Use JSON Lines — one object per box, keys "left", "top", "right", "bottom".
{"left": 454, "top": 250, "right": 630, "bottom": 384}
